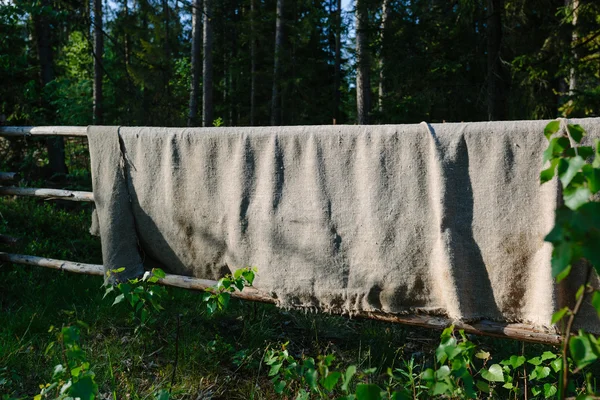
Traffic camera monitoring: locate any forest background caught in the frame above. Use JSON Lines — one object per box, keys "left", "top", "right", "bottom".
{"left": 1, "top": 0, "right": 600, "bottom": 174}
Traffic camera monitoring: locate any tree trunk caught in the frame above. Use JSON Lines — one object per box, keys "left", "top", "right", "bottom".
{"left": 33, "top": 0, "right": 68, "bottom": 174}
{"left": 355, "top": 0, "right": 371, "bottom": 125}
{"left": 334, "top": 0, "right": 341, "bottom": 124}
{"left": 202, "top": 0, "right": 214, "bottom": 127}
{"left": 163, "top": 0, "right": 170, "bottom": 99}
{"left": 270, "top": 0, "right": 284, "bottom": 126}
{"left": 250, "top": 0, "right": 256, "bottom": 126}
{"left": 124, "top": 0, "right": 130, "bottom": 68}
{"left": 188, "top": 0, "right": 202, "bottom": 126}
{"left": 378, "top": 0, "right": 391, "bottom": 115}
{"left": 568, "top": 0, "right": 579, "bottom": 94}
{"left": 486, "top": 0, "right": 506, "bottom": 121}
{"left": 93, "top": 0, "right": 104, "bottom": 124}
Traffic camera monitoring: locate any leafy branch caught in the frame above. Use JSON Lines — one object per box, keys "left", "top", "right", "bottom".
{"left": 541, "top": 120, "right": 600, "bottom": 399}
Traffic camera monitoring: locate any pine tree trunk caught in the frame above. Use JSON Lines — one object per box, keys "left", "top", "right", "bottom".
{"left": 250, "top": 0, "right": 256, "bottom": 126}
{"left": 334, "top": 0, "right": 341, "bottom": 124}
{"left": 568, "top": 0, "right": 579, "bottom": 94}
{"left": 93, "top": 0, "right": 103, "bottom": 124}
{"left": 355, "top": 0, "right": 371, "bottom": 125}
{"left": 486, "top": 0, "right": 506, "bottom": 121}
{"left": 34, "top": 0, "right": 68, "bottom": 174}
{"left": 202, "top": 0, "right": 214, "bottom": 127}
{"left": 163, "top": 0, "right": 170, "bottom": 100}
{"left": 270, "top": 0, "right": 284, "bottom": 126}
{"left": 188, "top": 0, "right": 201, "bottom": 126}
{"left": 378, "top": 0, "right": 390, "bottom": 115}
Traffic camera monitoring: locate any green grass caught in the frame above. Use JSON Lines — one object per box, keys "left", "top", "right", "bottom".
{"left": 0, "top": 197, "right": 584, "bottom": 399}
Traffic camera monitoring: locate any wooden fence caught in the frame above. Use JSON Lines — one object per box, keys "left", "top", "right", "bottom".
{"left": 0, "top": 126, "right": 562, "bottom": 345}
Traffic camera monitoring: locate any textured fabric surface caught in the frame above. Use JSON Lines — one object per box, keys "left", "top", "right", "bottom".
{"left": 88, "top": 119, "right": 600, "bottom": 330}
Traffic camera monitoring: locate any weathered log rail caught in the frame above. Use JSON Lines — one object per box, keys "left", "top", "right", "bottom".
{"left": 0, "top": 172, "right": 18, "bottom": 182}
{"left": 0, "top": 126, "right": 565, "bottom": 345}
{"left": 0, "top": 186, "right": 94, "bottom": 202}
{"left": 0, "top": 126, "right": 87, "bottom": 137}
{"left": 0, "top": 251, "right": 563, "bottom": 345}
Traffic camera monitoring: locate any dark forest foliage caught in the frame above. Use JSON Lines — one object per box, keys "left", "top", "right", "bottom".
{"left": 0, "top": 0, "right": 599, "bottom": 131}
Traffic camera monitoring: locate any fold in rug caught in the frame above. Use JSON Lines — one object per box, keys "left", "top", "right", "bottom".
{"left": 88, "top": 120, "right": 600, "bottom": 332}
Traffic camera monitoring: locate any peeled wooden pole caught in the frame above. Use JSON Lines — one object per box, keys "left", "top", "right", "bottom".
{"left": 0, "top": 187, "right": 94, "bottom": 202}
{"left": 0, "top": 172, "right": 18, "bottom": 182}
{"left": 0, "top": 252, "right": 562, "bottom": 345}
{"left": 0, "top": 126, "right": 87, "bottom": 137}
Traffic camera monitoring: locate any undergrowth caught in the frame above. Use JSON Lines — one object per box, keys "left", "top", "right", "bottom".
{"left": 2, "top": 120, "right": 600, "bottom": 398}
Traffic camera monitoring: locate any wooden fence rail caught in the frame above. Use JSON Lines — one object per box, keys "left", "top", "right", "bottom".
{"left": 0, "top": 187, "right": 94, "bottom": 202}
{"left": 0, "top": 126, "right": 87, "bottom": 137}
{"left": 0, "top": 126, "right": 565, "bottom": 345}
{"left": 0, "top": 172, "right": 18, "bottom": 182}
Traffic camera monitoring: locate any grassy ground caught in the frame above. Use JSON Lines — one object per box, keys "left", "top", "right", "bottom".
{"left": 1, "top": 196, "right": 571, "bottom": 399}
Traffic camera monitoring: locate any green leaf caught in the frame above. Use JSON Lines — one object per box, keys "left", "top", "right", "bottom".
{"left": 550, "top": 358, "right": 562, "bottom": 373}
{"left": 305, "top": 369, "right": 318, "bottom": 391}
{"left": 321, "top": 371, "right": 341, "bottom": 391}
{"left": 552, "top": 307, "right": 569, "bottom": 324}
{"left": 551, "top": 242, "right": 573, "bottom": 280}
{"left": 242, "top": 270, "right": 255, "bottom": 285}
{"left": 341, "top": 365, "right": 356, "bottom": 393}
{"left": 510, "top": 355, "right": 526, "bottom": 369}
{"left": 53, "top": 364, "right": 65, "bottom": 378}
{"left": 541, "top": 351, "right": 557, "bottom": 361}
{"left": 592, "top": 291, "right": 600, "bottom": 318}
{"left": 217, "top": 292, "right": 230, "bottom": 309}
{"left": 543, "top": 383, "right": 557, "bottom": 398}
{"left": 436, "top": 336, "right": 459, "bottom": 363}
{"left": 273, "top": 380, "right": 286, "bottom": 394}
{"left": 481, "top": 364, "right": 504, "bottom": 382}
{"left": 421, "top": 368, "right": 435, "bottom": 382}
{"left": 528, "top": 357, "right": 542, "bottom": 366}
{"left": 356, "top": 384, "right": 382, "bottom": 400}
{"left": 69, "top": 375, "right": 98, "bottom": 400}
{"left": 476, "top": 380, "right": 491, "bottom": 393}
{"left": 567, "top": 124, "right": 586, "bottom": 143}
{"left": 112, "top": 294, "right": 125, "bottom": 306}
{"left": 500, "top": 355, "right": 526, "bottom": 369}
{"left": 544, "top": 121, "right": 560, "bottom": 139}
{"left": 435, "top": 365, "right": 450, "bottom": 379}
{"left": 152, "top": 268, "right": 166, "bottom": 279}
{"left": 268, "top": 362, "right": 282, "bottom": 377}
{"left": 531, "top": 366, "right": 550, "bottom": 380}
{"left": 582, "top": 165, "right": 600, "bottom": 194}
{"left": 233, "top": 269, "right": 243, "bottom": 279}
{"left": 543, "top": 137, "right": 571, "bottom": 163}
{"left": 540, "top": 158, "right": 559, "bottom": 183}
{"left": 432, "top": 382, "right": 449, "bottom": 396}
{"left": 563, "top": 185, "right": 591, "bottom": 210}
{"left": 593, "top": 139, "right": 600, "bottom": 168}
{"left": 558, "top": 156, "right": 585, "bottom": 187}
{"left": 566, "top": 146, "right": 595, "bottom": 159}
{"left": 569, "top": 333, "right": 599, "bottom": 369}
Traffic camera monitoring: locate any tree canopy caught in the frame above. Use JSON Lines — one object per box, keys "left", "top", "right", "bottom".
{"left": 0, "top": 0, "right": 598, "bottom": 131}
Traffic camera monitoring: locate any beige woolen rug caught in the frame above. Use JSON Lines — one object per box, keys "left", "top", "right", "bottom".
{"left": 88, "top": 119, "right": 600, "bottom": 332}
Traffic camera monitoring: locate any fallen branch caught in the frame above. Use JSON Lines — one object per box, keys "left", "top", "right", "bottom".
{"left": 0, "top": 187, "right": 94, "bottom": 202}
{"left": 0, "top": 251, "right": 563, "bottom": 345}
{"left": 0, "top": 126, "right": 87, "bottom": 137}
